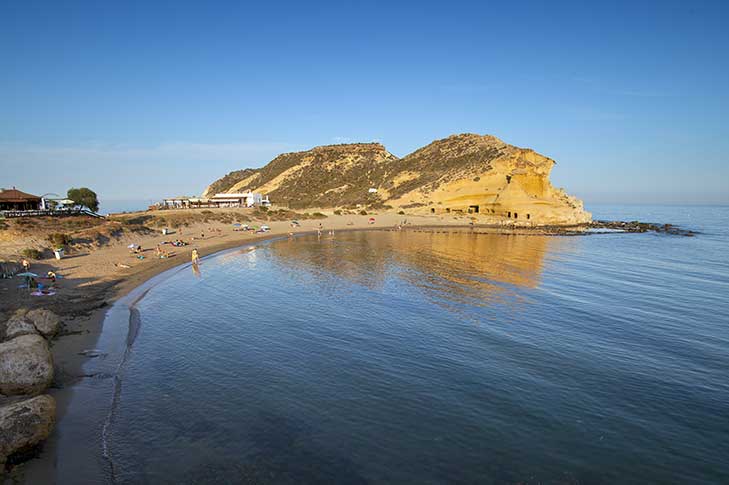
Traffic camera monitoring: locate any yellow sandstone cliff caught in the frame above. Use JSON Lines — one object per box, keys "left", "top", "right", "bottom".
{"left": 204, "top": 134, "right": 591, "bottom": 225}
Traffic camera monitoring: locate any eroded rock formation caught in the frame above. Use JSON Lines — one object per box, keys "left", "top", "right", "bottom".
{"left": 204, "top": 134, "right": 591, "bottom": 225}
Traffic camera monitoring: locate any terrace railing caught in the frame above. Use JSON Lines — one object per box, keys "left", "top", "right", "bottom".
{"left": 0, "top": 209, "right": 105, "bottom": 219}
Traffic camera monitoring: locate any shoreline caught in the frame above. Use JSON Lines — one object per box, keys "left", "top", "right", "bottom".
{"left": 0, "top": 214, "right": 446, "bottom": 481}
{"left": 0, "top": 212, "right": 692, "bottom": 481}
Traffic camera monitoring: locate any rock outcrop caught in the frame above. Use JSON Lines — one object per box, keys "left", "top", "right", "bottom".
{"left": 0, "top": 395, "right": 56, "bottom": 468}
{"left": 0, "top": 334, "right": 54, "bottom": 396}
{"left": 0, "top": 308, "right": 59, "bottom": 474}
{"left": 25, "top": 309, "right": 60, "bottom": 339}
{"left": 203, "top": 134, "right": 591, "bottom": 225}
{"left": 3, "top": 313, "right": 38, "bottom": 341}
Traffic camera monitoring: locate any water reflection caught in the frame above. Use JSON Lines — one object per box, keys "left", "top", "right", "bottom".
{"left": 267, "top": 230, "right": 562, "bottom": 307}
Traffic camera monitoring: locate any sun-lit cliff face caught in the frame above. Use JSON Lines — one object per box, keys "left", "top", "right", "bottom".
{"left": 386, "top": 134, "right": 591, "bottom": 225}
{"left": 204, "top": 134, "right": 591, "bottom": 225}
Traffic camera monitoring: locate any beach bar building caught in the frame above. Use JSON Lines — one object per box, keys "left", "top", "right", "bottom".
{"left": 162, "top": 196, "right": 194, "bottom": 209}
{"left": 0, "top": 187, "right": 42, "bottom": 211}
{"left": 209, "top": 192, "right": 269, "bottom": 207}
{"left": 161, "top": 192, "right": 270, "bottom": 210}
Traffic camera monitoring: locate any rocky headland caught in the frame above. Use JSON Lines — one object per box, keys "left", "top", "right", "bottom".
{"left": 204, "top": 133, "right": 592, "bottom": 225}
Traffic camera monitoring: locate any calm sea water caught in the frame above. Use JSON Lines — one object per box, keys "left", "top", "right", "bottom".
{"left": 99, "top": 199, "right": 155, "bottom": 215}
{"left": 87, "top": 205, "right": 729, "bottom": 483}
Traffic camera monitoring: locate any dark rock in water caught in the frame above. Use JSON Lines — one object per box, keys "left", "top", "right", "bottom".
{"left": 0, "top": 395, "right": 56, "bottom": 471}
{"left": 587, "top": 220, "right": 695, "bottom": 236}
{"left": 78, "top": 349, "right": 107, "bottom": 358}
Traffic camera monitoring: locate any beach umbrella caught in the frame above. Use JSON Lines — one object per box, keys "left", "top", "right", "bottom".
{"left": 16, "top": 272, "right": 38, "bottom": 293}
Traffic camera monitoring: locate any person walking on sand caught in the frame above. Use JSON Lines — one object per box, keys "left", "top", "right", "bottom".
{"left": 191, "top": 248, "right": 200, "bottom": 264}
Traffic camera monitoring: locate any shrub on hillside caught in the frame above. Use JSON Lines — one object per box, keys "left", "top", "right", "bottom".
{"left": 359, "top": 210, "right": 368, "bottom": 216}
{"left": 15, "top": 218, "right": 35, "bottom": 227}
{"left": 20, "top": 248, "right": 43, "bottom": 259}
{"left": 47, "top": 233, "right": 72, "bottom": 248}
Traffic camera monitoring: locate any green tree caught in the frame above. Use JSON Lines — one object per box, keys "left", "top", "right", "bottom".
{"left": 67, "top": 187, "right": 99, "bottom": 212}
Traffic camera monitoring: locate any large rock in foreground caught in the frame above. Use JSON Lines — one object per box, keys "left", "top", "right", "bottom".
{"left": 25, "top": 309, "right": 61, "bottom": 339}
{"left": 3, "top": 314, "right": 37, "bottom": 341}
{"left": 0, "top": 335, "right": 54, "bottom": 396}
{"left": 0, "top": 395, "right": 56, "bottom": 469}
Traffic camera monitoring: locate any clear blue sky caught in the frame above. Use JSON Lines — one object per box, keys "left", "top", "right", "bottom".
{"left": 2, "top": 0, "right": 728, "bottom": 206}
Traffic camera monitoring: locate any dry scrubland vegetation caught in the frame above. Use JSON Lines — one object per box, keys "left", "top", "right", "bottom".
{"left": 205, "top": 137, "right": 503, "bottom": 210}
{"left": 0, "top": 207, "right": 329, "bottom": 261}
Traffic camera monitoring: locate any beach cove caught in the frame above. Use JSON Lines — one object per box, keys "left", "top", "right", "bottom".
{"left": 1, "top": 205, "right": 727, "bottom": 483}
{"left": 1, "top": 209, "right": 563, "bottom": 481}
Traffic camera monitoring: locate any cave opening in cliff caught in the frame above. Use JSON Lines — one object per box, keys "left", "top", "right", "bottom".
{"left": 514, "top": 213, "right": 518, "bottom": 219}
{"left": 507, "top": 211, "right": 511, "bottom": 218}
{"left": 468, "top": 205, "right": 479, "bottom": 213}
{"left": 430, "top": 208, "right": 435, "bottom": 213}
{"left": 527, "top": 214, "right": 530, "bottom": 220}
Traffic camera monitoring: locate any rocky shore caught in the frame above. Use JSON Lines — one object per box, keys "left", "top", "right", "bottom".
{"left": 588, "top": 220, "right": 696, "bottom": 236}
{"left": 0, "top": 309, "right": 60, "bottom": 475}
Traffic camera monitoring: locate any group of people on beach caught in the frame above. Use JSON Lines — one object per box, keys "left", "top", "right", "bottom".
{"left": 163, "top": 239, "right": 188, "bottom": 247}
{"left": 15, "top": 257, "right": 59, "bottom": 294}
{"left": 155, "top": 245, "right": 172, "bottom": 259}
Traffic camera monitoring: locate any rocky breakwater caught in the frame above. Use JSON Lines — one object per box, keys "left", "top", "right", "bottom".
{"left": 0, "top": 309, "right": 59, "bottom": 473}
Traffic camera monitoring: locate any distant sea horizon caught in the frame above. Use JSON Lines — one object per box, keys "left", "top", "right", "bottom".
{"left": 98, "top": 199, "right": 729, "bottom": 220}
{"left": 99, "top": 199, "right": 158, "bottom": 215}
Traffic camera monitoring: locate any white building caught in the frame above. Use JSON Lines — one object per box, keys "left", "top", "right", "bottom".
{"left": 161, "top": 192, "right": 270, "bottom": 209}
{"left": 210, "top": 192, "right": 269, "bottom": 207}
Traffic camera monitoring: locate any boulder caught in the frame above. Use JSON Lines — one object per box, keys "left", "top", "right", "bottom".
{"left": 0, "top": 395, "right": 56, "bottom": 469}
{"left": 3, "top": 314, "right": 37, "bottom": 341}
{"left": 0, "top": 335, "right": 54, "bottom": 396}
{"left": 25, "top": 309, "right": 61, "bottom": 339}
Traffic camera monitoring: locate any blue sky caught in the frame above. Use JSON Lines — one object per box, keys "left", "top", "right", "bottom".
{"left": 1, "top": 0, "right": 728, "bottom": 206}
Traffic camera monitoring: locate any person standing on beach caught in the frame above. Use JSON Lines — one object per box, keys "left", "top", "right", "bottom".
{"left": 21, "top": 258, "right": 30, "bottom": 272}
{"left": 191, "top": 248, "right": 200, "bottom": 264}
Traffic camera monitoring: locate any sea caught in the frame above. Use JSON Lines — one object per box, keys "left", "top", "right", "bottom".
{"left": 99, "top": 199, "right": 156, "bottom": 215}
{"left": 30, "top": 204, "right": 729, "bottom": 484}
